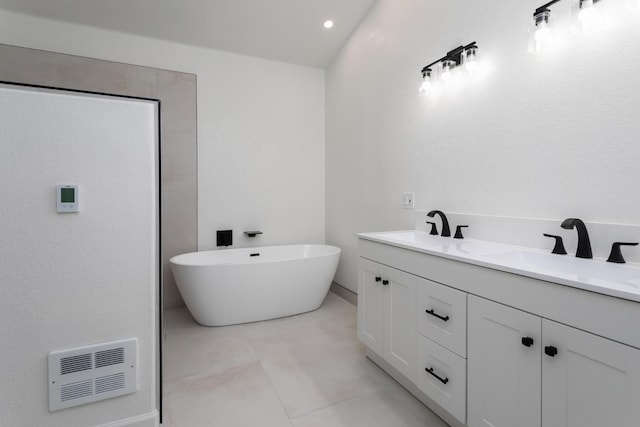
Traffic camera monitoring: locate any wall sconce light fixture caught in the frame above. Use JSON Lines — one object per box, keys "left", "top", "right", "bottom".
{"left": 419, "top": 42, "right": 478, "bottom": 97}
{"left": 529, "top": 0, "right": 612, "bottom": 53}
{"left": 529, "top": 0, "right": 563, "bottom": 53}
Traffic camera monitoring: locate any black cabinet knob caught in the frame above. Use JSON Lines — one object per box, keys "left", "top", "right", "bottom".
{"left": 382, "top": 279, "right": 389, "bottom": 286}
{"left": 544, "top": 345, "right": 558, "bottom": 357}
{"left": 375, "top": 276, "right": 382, "bottom": 282}
{"left": 521, "top": 337, "right": 534, "bottom": 347}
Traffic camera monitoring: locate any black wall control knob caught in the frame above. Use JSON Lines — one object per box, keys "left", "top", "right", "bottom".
{"left": 544, "top": 346, "right": 558, "bottom": 357}
{"left": 521, "top": 337, "right": 534, "bottom": 347}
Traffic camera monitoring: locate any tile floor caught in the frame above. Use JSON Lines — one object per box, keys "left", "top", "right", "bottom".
{"left": 162, "top": 292, "right": 448, "bottom": 427}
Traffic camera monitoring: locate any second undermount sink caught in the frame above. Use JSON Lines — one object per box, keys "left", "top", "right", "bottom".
{"left": 481, "top": 249, "right": 640, "bottom": 288}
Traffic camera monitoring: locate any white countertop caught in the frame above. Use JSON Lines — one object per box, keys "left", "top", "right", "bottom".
{"left": 357, "top": 230, "right": 640, "bottom": 303}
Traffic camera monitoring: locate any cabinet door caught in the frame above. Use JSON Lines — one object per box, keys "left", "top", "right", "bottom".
{"left": 468, "top": 296, "right": 541, "bottom": 427}
{"left": 357, "top": 258, "right": 384, "bottom": 356}
{"left": 542, "top": 319, "right": 640, "bottom": 427}
{"left": 383, "top": 267, "right": 417, "bottom": 380}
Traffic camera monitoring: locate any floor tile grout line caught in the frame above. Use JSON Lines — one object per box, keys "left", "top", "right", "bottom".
{"left": 287, "top": 387, "right": 388, "bottom": 422}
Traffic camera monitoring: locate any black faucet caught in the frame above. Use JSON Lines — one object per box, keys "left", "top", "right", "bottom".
{"left": 427, "top": 210, "right": 451, "bottom": 237}
{"left": 561, "top": 218, "right": 592, "bottom": 259}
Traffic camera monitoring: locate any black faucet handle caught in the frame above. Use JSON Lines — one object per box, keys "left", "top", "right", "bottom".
{"left": 426, "top": 221, "right": 439, "bottom": 235}
{"left": 454, "top": 225, "right": 468, "bottom": 239}
{"left": 543, "top": 233, "right": 568, "bottom": 255}
{"left": 607, "top": 242, "right": 639, "bottom": 264}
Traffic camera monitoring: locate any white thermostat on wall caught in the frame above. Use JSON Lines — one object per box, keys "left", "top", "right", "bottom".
{"left": 56, "top": 185, "right": 79, "bottom": 212}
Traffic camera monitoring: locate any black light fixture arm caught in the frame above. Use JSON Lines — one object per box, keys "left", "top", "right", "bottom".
{"left": 420, "top": 41, "right": 477, "bottom": 75}
{"left": 535, "top": 0, "right": 563, "bottom": 16}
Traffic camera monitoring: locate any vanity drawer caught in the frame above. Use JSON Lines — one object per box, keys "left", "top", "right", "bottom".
{"left": 416, "top": 334, "right": 466, "bottom": 424}
{"left": 417, "top": 279, "right": 467, "bottom": 357}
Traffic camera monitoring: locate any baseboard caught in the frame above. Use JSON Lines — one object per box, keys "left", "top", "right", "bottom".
{"left": 97, "top": 410, "right": 159, "bottom": 427}
{"left": 329, "top": 282, "right": 357, "bottom": 306}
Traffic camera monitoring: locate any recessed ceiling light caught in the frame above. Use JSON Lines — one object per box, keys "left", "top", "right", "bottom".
{"left": 323, "top": 20, "right": 334, "bottom": 29}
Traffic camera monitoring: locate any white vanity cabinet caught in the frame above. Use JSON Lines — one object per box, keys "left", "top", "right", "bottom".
{"left": 468, "top": 295, "right": 640, "bottom": 427}
{"left": 357, "top": 257, "right": 417, "bottom": 380}
{"left": 357, "top": 233, "right": 640, "bottom": 427}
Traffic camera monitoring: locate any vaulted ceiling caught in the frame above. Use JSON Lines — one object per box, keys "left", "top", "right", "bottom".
{"left": 0, "top": 0, "right": 377, "bottom": 68}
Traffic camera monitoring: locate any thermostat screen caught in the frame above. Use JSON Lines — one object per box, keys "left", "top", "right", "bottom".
{"left": 60, "top": 188, "right": 75, "bottom": 203}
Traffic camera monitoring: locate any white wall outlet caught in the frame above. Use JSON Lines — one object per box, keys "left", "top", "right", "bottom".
{"left": 402, "top": 192, "right": 415, "bottom": 209}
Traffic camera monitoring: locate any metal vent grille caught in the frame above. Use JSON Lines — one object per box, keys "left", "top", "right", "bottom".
{"left": 48, "top": 338, "right": 137, "bottom": 411}
{"left": 60, "top": 353, "right": 92, "bottom": 375}
{"left": 95, "top": 372, "right": 125, "bottom": 394}
{"left": 61, "top": 380, "right": 93, "bottom": 401}
{"left": 95, "top": 347, "right": 124, "bottom": 368}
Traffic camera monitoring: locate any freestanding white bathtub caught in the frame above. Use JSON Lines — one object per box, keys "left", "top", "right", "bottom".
{"left": 169, "top": 244, "right": 341, "bottom": 326}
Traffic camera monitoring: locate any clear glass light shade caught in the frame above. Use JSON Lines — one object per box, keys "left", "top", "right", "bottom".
{"left": 440, "top": 60, "right": 456, "bottom": 84}
{"left": 419, "top": 71, "right": 432, "bottom": 97}
{"left": 463, "top": 46, "right": 478, "bottom": 76}
{"left": 572, "top": 0, "right": 604, "bottom": 34}
{"left": 528, "top": 10, "right": 553, "bottom": 53}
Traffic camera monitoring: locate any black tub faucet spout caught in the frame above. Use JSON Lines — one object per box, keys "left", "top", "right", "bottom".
{"left": 561, "top": 218, "right": 592, "bottom": 259}
{"left": 427, "top": 210, "right": 451, "bottom": 237}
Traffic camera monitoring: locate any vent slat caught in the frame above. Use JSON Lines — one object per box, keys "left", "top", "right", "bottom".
{"left": 95, "top": 372, "right": 126, "bottom": 394}
{"left": 95, "top": 347, "right": 125, "bottom": 368}
{"left": 60, "top": 353, "right": 92, "bottom": 375}
{"left": 60, "top": 380, "right": 93, "bottom": 401}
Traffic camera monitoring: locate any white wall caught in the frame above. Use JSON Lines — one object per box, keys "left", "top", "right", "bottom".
{"left": 0, "top": 85, "right": 157, "bottom": 426}
{"left": 0, "top": 9, "right": 326, "bottom": 306}
{"left": 326, "top": 0, "right": 640, "bottom": 292}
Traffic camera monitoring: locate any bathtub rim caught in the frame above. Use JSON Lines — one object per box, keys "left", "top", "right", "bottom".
{"left": 169, "top": 243, "right": 341, "bottom": 267}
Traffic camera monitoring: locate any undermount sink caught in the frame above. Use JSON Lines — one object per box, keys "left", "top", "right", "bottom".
{"left": 481, "top": 249, "right": 640, "bottom": 289}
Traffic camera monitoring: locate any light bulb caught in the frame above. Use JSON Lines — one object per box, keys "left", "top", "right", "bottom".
{"left": 578, "top": 0, "right": 597, "bottom": 24}
{"left": 440, "top": 60, "right": 455, "bottom": 84}
{"left": 530, "top": 9, "right": 553, "bottom": 53}
{"left": 323, "top": 20, "right": 334, "bottom": 29}
{"left": 419, "top": 70, "right": 432, "bottom": 97}
{"left": 574, "top": 0, "right": 603, "bottom": 34}
{"left": 419, "top": 80, "right": 431, "bottom": 97}
{"left": 464, "top": 46, "right": 478, "bottom": 76}
{"left": 535, "top": 25, "right": 551, "bottom": 43}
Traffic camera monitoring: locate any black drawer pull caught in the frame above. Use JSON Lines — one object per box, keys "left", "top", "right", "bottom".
{"left": 522, "top": 337, "right": 534, "bottom": 347}
{"left": 375, "top": 276, "right": 382, "bottom": 282}
{"left": 425, "top": 309, "right": 450, "bottom": 322}
{"left": 425, "top": 367, "right": 449, "bottom": 384}
{"left": 545, "top": 345, "right": 558, "bottom": 357}
{"left": 382, "top": 279, "right": 389, "bottom": 285}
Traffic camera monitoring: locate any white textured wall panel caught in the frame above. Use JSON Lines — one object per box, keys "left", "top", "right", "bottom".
{"left": 0, "top": 9, "right": 326, "bottom": 260}
{"left": 326, "top": 0, "right": 640, "bottom": 292}
{"left": 0, "top": 84, "right": 157, "bottom": 426}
